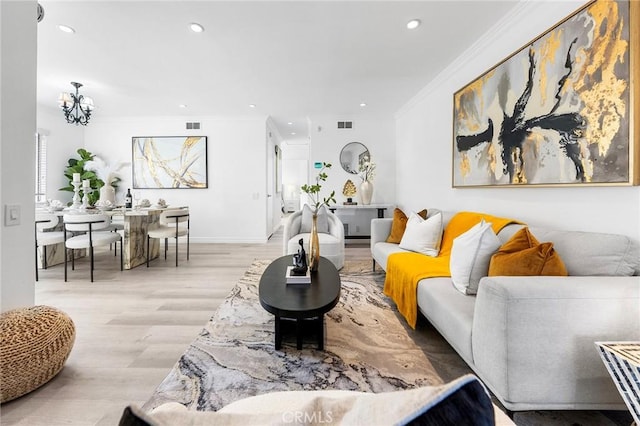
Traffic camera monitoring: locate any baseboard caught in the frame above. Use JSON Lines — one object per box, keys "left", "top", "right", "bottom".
{"left": 189, "top": 237, "right": 269, "bottom": 244}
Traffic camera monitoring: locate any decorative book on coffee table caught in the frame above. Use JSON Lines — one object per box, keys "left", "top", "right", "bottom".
{"left": 285, "top": 266, "right": 311, "bottom": 284}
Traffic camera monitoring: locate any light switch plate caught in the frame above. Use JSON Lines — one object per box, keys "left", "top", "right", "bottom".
{"left": 4, "top": 204, "right": 20, "bottom": 226}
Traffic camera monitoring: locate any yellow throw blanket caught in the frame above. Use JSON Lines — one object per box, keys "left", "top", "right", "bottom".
{"left": 383, "top": 211, "right": 521, "bottom": 329}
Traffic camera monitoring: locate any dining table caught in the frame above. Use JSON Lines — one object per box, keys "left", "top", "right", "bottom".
{"left": 37, "top": 205, "right": 187, "bottom": 271}
{"left": 104, "top": 206, "right": 189, "bottom": 269}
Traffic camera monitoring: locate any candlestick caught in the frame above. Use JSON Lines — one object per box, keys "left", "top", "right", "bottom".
{"left": 71, "top": 181, "right": 82, "bottom": 210}
{"left": 81, "top": 186, "right": 92, "bottom": 210}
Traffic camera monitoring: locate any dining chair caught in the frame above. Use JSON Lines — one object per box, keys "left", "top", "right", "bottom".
{"left": 146, "top": 208, "right": 190, "bottom": 267}
{"left": 35, "top": 213, "right": 65, "bottom": 281}
{"left": 106, "top": 213, "right": 125, "bottom": 255}
{"left": 63, "top": 213, "right": 123, "bottom": 282}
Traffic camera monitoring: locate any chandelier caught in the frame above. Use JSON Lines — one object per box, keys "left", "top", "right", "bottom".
{"left": 58, "top": 82, "right": 94, "bottom": 125}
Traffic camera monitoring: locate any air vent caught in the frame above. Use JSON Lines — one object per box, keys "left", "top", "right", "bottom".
{"left": 186, "top": 122, "right": 201, "bottom": 130}
{"left": 337, "top": 121, "right": 353, "bottom": 129}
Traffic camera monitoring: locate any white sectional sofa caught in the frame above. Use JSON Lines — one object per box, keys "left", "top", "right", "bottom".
{"left": 371, "top": 210, "right": 640, "bottom": 412}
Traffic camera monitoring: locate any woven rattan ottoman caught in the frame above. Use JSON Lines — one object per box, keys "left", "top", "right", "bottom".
{"left": 1, "top": 305, "right": 75, "bottom": 403}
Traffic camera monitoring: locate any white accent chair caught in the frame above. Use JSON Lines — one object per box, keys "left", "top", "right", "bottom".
{"left": 283, "top": 206, "right": 345, "bottom": 270}
{"left": 35, "top": 213, "right": 66, "bottom": 281}
{"left": 63, "top": 213, "right": 123, "bottom": 282}
{"left": 146, "top": 209, "right": 190, "bottom": 267}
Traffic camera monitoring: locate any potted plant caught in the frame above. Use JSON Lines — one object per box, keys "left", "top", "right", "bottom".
{"left": 300, "top": 162, "right": 336, "bottom": 271}
{"left": 60, "top": 149, "right": 103, "bottom": 206}
{"left": 358, "top": 158, "right": 376, "bottom": 205}
{"left": 60, "top": 148, "right": 123, "bottom": 206}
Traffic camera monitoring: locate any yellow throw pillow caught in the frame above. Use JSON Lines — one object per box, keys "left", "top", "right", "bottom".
{"left": 488, "top": 227, "right": 568, "bottom": 276}
{"left": 387, "top": 208, "right": 427, "bottom": 243}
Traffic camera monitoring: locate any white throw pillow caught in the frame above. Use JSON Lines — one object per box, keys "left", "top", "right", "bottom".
{"left": 142, "top": 374, "right": 500, "bottom": 426}
{"left": 300, "top": 204, "right": 329, "bottom": 234}
{"left": 398, "top": 212, "right": 443, "bottom": 257}
{"left": 450, "top": 219, "right": 501, "bottom": 295}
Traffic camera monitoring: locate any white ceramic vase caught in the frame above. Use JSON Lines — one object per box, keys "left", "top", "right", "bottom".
{"left": 360, "top": 181, "right": 373, "bottom": 205}
{"left": 99, "top": 184, "right": 116, "bottom": 205}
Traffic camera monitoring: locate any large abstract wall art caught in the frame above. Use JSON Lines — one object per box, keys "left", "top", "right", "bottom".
{"left": 453, "top": 0, "right": 639, "bottom": 187}
{"left": 132, "top": 136, "right": 208, "bottom": 189}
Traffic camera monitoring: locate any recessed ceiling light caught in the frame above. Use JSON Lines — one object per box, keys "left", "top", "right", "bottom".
{"left": 190, "top": 23, "right": 204, "bottom": 33}
{"left": 406, "top": 19, "right": 421, "bottom": 30}
{"left": 58, "top": 24, "right": 75, "bottom": 34}
{"left": 178, "top": 104, "right": 187, "bottom": 108}
{"left": 360, "top": 103, "right": 367, "bottom": 107}
{"left": 291, "top": 132, "right": 296, "bottom": 136}
{"left": 288, "top": 122, "right": 293, "bottom": 125}
{"left": 249, "top": 104, "right": 256, "bottom": 108}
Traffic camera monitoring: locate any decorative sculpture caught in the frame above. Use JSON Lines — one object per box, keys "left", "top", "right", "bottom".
{"left": 342, "top": 179, "right": 357, "bottom": 204}
{"left": 292, "top": 238, "right": 308, "bottom": 275}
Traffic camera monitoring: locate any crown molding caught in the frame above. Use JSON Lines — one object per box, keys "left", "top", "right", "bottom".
{"left": 395, "top": 0, "right": 585, "bottom": 121}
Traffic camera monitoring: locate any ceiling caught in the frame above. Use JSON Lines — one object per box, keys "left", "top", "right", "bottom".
{"left": 37, "top": 1, "right": 519, "bottom": 142}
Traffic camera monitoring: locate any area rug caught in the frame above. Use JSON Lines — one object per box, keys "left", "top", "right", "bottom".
{"left": 142, "top": 259, "right": 443, "bottom": 411}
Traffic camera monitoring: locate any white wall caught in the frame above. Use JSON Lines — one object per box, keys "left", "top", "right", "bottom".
{"left": 83, "top": 116, "right": 268, "bottom": 243}
{"left": 309, "top": 115, "right": 395, "bottom": 207}
{"left": 395, "top": 1, "right": 640, "bottom": 242}
{"left": 37, "top": 107, "right": 85, "bottom": 204}
{"left": 1, "top": 0, "right": 37, "bottom": 312}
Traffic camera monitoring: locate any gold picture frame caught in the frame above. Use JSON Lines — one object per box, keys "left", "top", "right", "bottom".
{"left": 452, "top": 0, "right": 639, "bottom": 187}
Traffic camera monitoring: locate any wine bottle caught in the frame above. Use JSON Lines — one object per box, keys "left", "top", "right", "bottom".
{"left": 125, "top": 188, "right": 132, "bottom": 208}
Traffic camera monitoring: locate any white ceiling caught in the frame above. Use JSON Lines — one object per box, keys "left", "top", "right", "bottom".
{"left": 37, "top": 1, "right": 519, "bottom": 142}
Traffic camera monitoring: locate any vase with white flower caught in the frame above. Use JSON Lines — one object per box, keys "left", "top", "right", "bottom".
{"left": 358, "top": 159, "right": 376, "bottom": 205}
{"left": 84, "top": 156, "right": 128, "bottom": 208}
{"left": 300, "top": 162, "right": 336, "bottom": 272}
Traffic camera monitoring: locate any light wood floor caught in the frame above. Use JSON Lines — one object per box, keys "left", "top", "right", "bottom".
{"left": 0, "top": 227, "right": 372, "bottom": 425}
{"left": 0, "top": 227, "right": 631, "bottom": 425}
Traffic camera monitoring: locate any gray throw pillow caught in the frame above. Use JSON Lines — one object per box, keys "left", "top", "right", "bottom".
{"left": 300, "top": 204, "right": 329, "bottom": 234}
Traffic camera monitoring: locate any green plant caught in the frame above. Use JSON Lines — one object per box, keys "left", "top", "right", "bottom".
{"left": 60, "top": 148, "right": 104, "bottom": 206}
{"left": 301, "top": 162, "right": 336, "bottom": 214}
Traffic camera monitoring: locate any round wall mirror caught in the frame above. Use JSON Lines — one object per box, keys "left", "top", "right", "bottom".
{"left": 340, "top": 142, "right": 369, "bottom": 174}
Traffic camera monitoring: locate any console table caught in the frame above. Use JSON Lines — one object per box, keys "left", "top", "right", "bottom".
{"left": 328, "top": 204, "right": 393, "bottom": 239}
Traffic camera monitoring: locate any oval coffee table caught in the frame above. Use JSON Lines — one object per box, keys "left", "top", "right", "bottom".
{"left": 259, "top": 255, "right": 341, "bottom": 350}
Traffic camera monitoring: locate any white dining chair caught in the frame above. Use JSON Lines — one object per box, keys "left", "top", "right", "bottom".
{"left": 106, "top": 213, "right": 125, "bottom": 254}
{"left": 63, "top": 213, "right": 123, "bottom": 282}
{"left": 35, "top": 212, "right": 65, "bottom": 281}
{"left": 146, "top": 208, "right": 190, "bottom": 267}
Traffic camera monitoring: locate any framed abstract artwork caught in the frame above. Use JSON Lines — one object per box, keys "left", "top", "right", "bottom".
{"left": 452, "top": 0, "right": 639, "bottom": 187}
{"left": 132, "top": 136, "right": 208, "bottom": 189}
